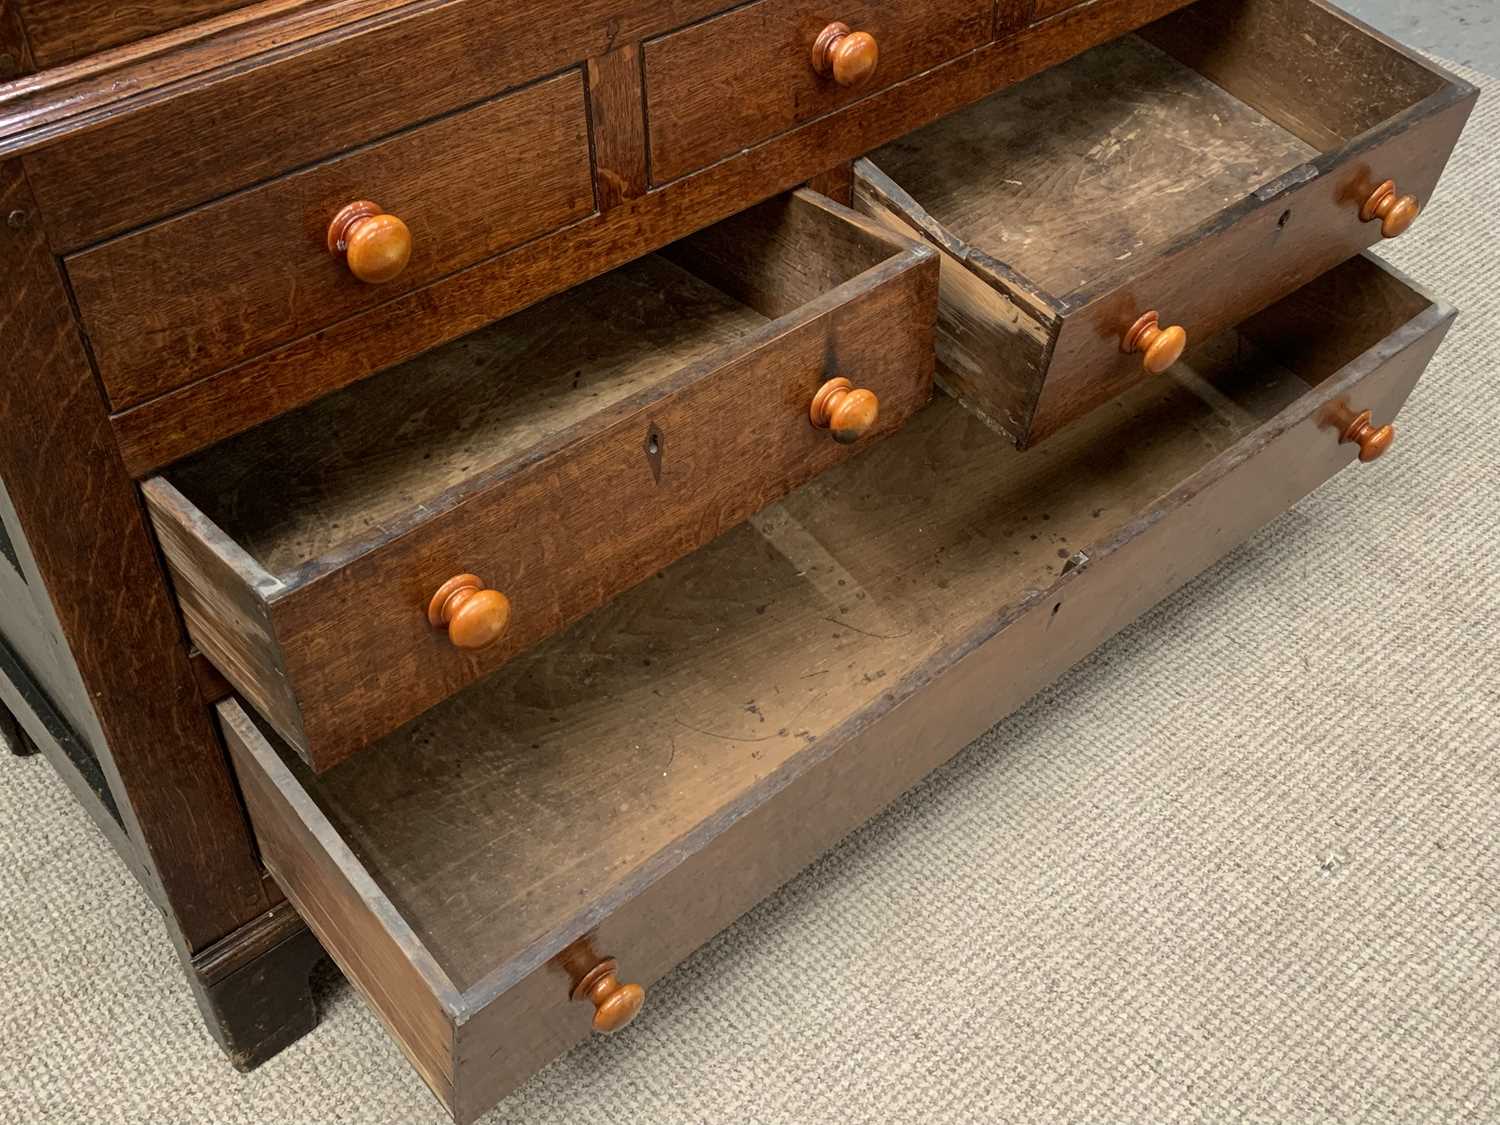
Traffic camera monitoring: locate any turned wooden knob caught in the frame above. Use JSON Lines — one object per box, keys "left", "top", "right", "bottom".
{"left": 427, "top": 574, "right": 510, "bottom": 650}
{"left": 812, "top": 22, "right": 879, "bottom": 88}
{"left": 1122, "top": 311, "right": 1187, "bottom": 375}
{"left": 1360, "top": 180, "right": 1420, "bottom": 239}
{"left": 1335, "top": 407, "right": 1396, "bottom": 463}
{"left": 810, "top": 377, "right": 879, "bottom": 444}
{"left": 327, "top": 200, "right": 412, "bottom": 283}
{"left": 570, "top": 958, "right": 645, "bottom": 1034}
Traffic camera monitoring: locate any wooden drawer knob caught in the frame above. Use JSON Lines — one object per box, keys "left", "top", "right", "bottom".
{"left": 1122, "top": 311, "right": 1188, "bottom": 375}
{"left": 1360, "top": 180, "right": 1420, "bottom": 239}
{"left": 810, "top": 377, "right": 880, "bottom": 444}
{"left": 571, "top": 958, "right": 646, "bottom": 1034}
{"left": 427, "top": 574, "right": 511, "bottom": 650}
{"left": 1335, "top": 407, "right": 1396, "bottom": 463}
{"left": 327, "top": 200, "right": 412, "bottom": 284}
{"left": 812, "top": 22, "right": 879, "bottom": 88}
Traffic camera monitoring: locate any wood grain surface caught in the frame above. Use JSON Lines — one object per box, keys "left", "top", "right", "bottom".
{"left": 149, "top": 192, "right": 937, "bottom": 771}
{"left": 866, "top": 34, "right": 1318, "bottom": 297}
{"left": 588, "top": 44, "right": 649, "bottom": 210}
{"left": 0, "top": 160, "right": 270, "bottom": 951}
{"left": 18, "top": 0, "right": 745, "bottom": 250}
{"left": 228, "top": 253, "right": 1453, "bottom": 1123}
{"left": 644, "top": 0, "right": 992, "bottom": 184}
{"left": 107, "top": 0, "right": 1200, "bottom": 477}
{"left": 16, "top": 0, "right": 249, "bottom": 67}
{"left": 68, "top": 72, "right": 592, "bottom": 411}
{"left": 856, "top": 0, "right": 1473, "bottom": 447}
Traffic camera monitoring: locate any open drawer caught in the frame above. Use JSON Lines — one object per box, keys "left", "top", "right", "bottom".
{"left": 144, "top": 191, "right": 937, "bottom": 772}
{"left": 227, "top": 254, "right": 1453, "bottom": 1122}
{"left": 853, "top": 0, "right": 1474, "bottom": 447}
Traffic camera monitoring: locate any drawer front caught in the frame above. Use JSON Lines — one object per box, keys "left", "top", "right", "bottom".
{"left": 644, "top": 0, "right": 992, "bottom": 185}
{"left": 853, "top": 0, "right": 1474, "bottom": 447}
{"left": 1027, "top": 92, "right": 1473, "bottom": 444}
{"left": 224, "top": 254, "right": 1454, "bottom": 1124}
{"left": 16, "top": 0, "right": 248, "bottom": 67}
{"left": 145, "top": 192, "right": 938, "bottom": 773}
{"left": 69, "top": 72, "right": 594, "bottom": 413}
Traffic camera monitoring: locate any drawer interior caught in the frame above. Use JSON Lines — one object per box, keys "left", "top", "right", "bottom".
{"left": 868, "top": 0, "right": 1450, "bottom": 300}
{"left": 160, "top": 194, "right": 900, "bottom": 585}
{"left": 252, "top": 253, "right": 1437, "bottom": 993}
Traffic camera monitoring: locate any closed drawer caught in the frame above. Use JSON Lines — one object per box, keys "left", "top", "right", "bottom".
{"left": 853, "top": 0, "right": 1474, "bottom": 447}
{"left": 225, "top": 253, "right": 1453, "bottom": 1124}
{"left": 643, "top": 0, "right": 993, "bottom": 185}
{"left": 68, "top": 72, "right": 595, "bottom": 413}
{"left": 144, "top": 191, "right": 937, "bottom": 773}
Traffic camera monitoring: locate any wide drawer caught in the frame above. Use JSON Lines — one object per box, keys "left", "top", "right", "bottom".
{"left": 853, "top": 0, "right": 1474, "bottom": 447}
{"left": 145, "top": 191, "right": 937, "bottom": 773}
{"left": 226, "top": 253, "right": 1453, "bottom": 1123}
{"left": 68, "top": 71, "right": 595, "bottom": 413}
{"left": 643, "top": 0, "right": 993, "bottom": 185}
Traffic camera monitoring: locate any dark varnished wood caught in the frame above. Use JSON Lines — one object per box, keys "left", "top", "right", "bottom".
{"left": 856, "top": 0, "right": 1474, "bottom": 446}
{"left": 226, "top": 254, "right": 1453, "bottom": 1124}
{"left": 644, "top": 0, "right": 993, "bottom": 185}
{"left": 68, "top": 71, "right": 593, "bottom": 411}
{"left": 588, "top": 44, "right": 649, "bottom": 210}
{"left": 185, "top": 898, "right": 326, "bottom": 1072}
{"left": 15, "top": 0, "right": 249, "bottom": 67}
{"left": 108, "top": 0, "right": 1203, "bottom": 477}
{"left": 0, "top": 0, "right": 35, "bottom": 79}
{"left": 0, "top": 161, "right": 270, "bottom": 951}
{"left": 146, "top": 193, "right": 937, "bottom": 771}
{"left": 14, "top": 0, "right": 762, "bottom": 251}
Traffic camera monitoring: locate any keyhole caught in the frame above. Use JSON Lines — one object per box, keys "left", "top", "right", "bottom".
{"left": 644, "top": 423, "right": 664, "bottom": 484}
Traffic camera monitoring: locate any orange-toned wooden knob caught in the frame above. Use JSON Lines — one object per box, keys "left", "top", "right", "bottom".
{"left": 327, "top": 200, "right": 412, "bottom": 283}
{"left": 812, "top": 22, "right": 879, "bottom": 88}
{"left": 570, "top": 958, "right": 645, "bottom": 1034}
{"left": 1360, "top": 180, "right": 1420, "bottom": 239}
{"left": 1336, "top": 407, "right": 1396, "bottom": 463}
{"left": 427, "top": 574, "right": 510, "bottom": 650}
{"left": 1122, "top": 311, "right": 1187, "bottom": 374}
{"left": 810, "top": 377, "right": 880, "bottom": 444}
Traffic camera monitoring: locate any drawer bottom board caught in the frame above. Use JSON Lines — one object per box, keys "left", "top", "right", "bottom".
{"left": 226, "top": 254, "right": 1453, "bottom": 1123}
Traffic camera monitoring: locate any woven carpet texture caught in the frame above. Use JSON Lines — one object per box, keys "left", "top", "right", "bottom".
{"left": 1, "top": 59, "right": 1496, "bottom": 1125}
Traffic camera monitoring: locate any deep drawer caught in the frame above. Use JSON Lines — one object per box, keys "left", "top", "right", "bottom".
{"left": 853, "top": 0, "right": 1474, "bottom": 447}
{"left": 68, "top": 71, "right": 595, "bottom": 413}
{"left": 226, "top": 253, "right": 1453, "bottom": 1123}
{"left": 644, "top": 0, "right": 993, "bottom": 185}
{"left": 145, "top": 191, "right": 937, "bottom": 773}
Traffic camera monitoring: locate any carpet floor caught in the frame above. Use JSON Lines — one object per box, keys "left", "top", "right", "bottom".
{"left": 2, "top": 58, "right": 1496, "bottom": 1125}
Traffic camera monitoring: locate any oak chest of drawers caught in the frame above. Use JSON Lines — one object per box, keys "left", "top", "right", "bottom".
{"left": 0, "top": 0, "right": 1473, "bottom": 1120}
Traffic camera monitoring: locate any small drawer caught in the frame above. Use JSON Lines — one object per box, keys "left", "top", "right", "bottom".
{"left": 226, "top": 252, "right": 1452, "bottom": 1124}
{"left": 67, "top": 71, "right": 595, "bottom": 413}
{"left": 643, "top": 0, "right": 993, "bottom": 185}
{"left": 853, "top": 0, "right": 1474, "bottom": 447}
{"left": 144, "top": 190, "right": 937, "bottom": 773}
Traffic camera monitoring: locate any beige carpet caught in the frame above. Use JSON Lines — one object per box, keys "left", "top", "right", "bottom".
{"left": 3, "top": 60, "right": 1497, "bottom": 1125}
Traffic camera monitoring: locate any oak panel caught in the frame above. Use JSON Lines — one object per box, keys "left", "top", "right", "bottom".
{"left": 644, "top": 0, "right": 992, "bottom": 184}
{"left": 149, "top": 192, "right": 937, "bottom": 771}
{"left": 109, "top": 0, "right": 1201, "bottom": 476}
{"left": 69, "top": 71, "right": 593, "bottom": 411}
{"left": 856, "top": 0, "right": 1474, "bottom": 447}
{"left": 230, "top": 254, "right": 1453, "bottom": 1123}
